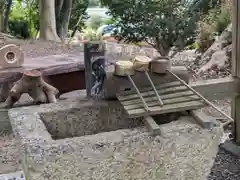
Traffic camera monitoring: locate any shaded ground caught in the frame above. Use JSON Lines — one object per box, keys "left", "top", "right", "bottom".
{"left": 208, "top": 148, "right": 240, "bottom": 180}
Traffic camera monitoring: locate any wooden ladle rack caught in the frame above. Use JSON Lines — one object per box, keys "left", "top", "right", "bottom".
{"left": 115, "top": 56, "right": 233, "bottom": 135}
{"left": 118, "top": 78, "right": 204, "bottom": 117}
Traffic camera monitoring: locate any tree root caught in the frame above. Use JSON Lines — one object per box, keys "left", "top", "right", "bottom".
{"left": 4, "top": 70, "right": 59, "bottom": 108}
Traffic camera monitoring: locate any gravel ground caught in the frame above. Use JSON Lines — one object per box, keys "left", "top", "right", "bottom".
{"left": 172, "top": 51, "right": 240, "bottom": 180}
{"left": 1, "top": 39, "right": 80, "bottom": 58}
{"left": 0, "top": 132, "right": 20, "bottom": 174}
{"left": 208, "top": 148, "right": 240, "bottom": 180}
{"left": 0, "top": 39, "right": 80, "bottom": 175}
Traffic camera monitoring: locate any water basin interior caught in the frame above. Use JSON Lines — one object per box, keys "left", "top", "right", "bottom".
{"left": 40, "top": 106, "right": 143, "bottom": 140}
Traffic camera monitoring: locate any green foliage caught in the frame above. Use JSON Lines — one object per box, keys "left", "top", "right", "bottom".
{"left": 83, "top": 27, "right": 99, "bottom": 40}
{"left": 101, "top": 0, "right": 200, "bottom": 56}
{"left": 102, "top": 17, "right": 115, "bottom": 25}
{"left": 194, "top": 0, "right": 231, "bottom": 53}
{"left": 9, "top": 1, "right": 25, "bottom": 21}
{"left": 8, "top": 19, "right": 31, "bottom": 38}
{"left": 198, "top": 3, "right": 231, "bottom": 39}
{"left": 69, "top": 0, "right": 89, "bottom": 32}
{"left": 25, "top": 0, "right": 40, "bottom": 32}
{"left": 188, "top": 0, "right": 221, "bottom": 15}
{"left": 9, "top": 0, "right": 88, "bottom": 39}
{"left": 9, "top": 0, "right": 39, "bottom": 38}
{"left": 214, "top": 7, "right": 231, "bottom": 35}
{"left": 87, "top": 15, "right": 104, "bottom": 30}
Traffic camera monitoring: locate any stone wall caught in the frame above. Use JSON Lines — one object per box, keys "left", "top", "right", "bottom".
{"left": 104, "top": 42, "right": 160, "bottom": 65}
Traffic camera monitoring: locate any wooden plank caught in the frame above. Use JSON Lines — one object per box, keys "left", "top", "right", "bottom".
{"left": 103, "top": 66, "right": 189, "bottom": 100}
{"left": 124, "top": 95, "right": 200, "bottom": 110}
{"left": 144, "top": 116, "right": 161, "bottom": 136}
{"left": 40, "top": 63, "right": 84, "bottom": 76}
{"left": 190, "top": 110, "right": 218, "bottom": 129}
{"left": 118, "top": 85, "right": 188, "bottom": 101}
{"left": 121, "top": 91, "right": 194, "bottom": 106}
{"left": 232, "top": 95, "right": 240, "bottom": 144}
{"left": 126, "top": 100, "right": 206, "bottom": 118}
{"left": 119, "top": 77, "right": 240, "bottom": 102}
{"left": 0, "top": 54, "right": 85, "bottom": 83}
{"left": 220, "top": 140, "right": 240, "bottom": 158}
{"left": 232, "top": 0, "right": 240, "bottom": 144}
{"left": 119, "top": 77, "right": 239, "bottom": 103}
{"left": 191, "top": 77, "right": 240, "bottom": 100}
{"left": 119, "top": 81, "right": 181, "bottom": 96}
{"left": 232, "top": 0, "right": 240, "bottom": 77}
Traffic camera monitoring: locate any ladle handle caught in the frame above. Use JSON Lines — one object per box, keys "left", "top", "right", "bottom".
{"left": 127, "top": 74, "right": 149, "bottom": 112}
{"left": 144, "top": 71, "right": 164, "bottom": 106}
{"left": 167, "top": 70, "right": 234, "bottom": 127}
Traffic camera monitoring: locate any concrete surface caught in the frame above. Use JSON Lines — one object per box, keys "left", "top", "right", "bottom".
{"left": 8, "top": 94, "right": 223, "bottom": 180}
{"left": 0, "top": 171, "right": 25, "bottom": 180}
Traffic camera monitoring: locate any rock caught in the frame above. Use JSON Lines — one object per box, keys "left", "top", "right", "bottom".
{"left": 197, "top": 50, "right": 229, "bottom": 76}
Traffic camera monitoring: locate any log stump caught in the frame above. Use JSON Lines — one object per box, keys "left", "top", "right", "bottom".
{"left": 4, "top": 70, "right": 59, "bottom": 108}
{"left": 0, "top": 44, "right": 24, "bottom": 68}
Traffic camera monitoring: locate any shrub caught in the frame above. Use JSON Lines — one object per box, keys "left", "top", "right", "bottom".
{"left": 214, "top": 7, "right": 231, "bottom": 35}
{"left": 196, "top": 2, "right": 231, "bottom": 53}
{"left": 83, "top": 28, "right": 99, "bottom": 40}
{"left": 8, "top": 20, "right": 31, "bottom": 39}
{"left": 87, "top": 15, "right": 104, "bottom": 30}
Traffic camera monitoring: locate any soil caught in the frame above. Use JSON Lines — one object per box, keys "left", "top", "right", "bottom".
{"left": 0, "top": 38, "right": 80, "bottom": 58}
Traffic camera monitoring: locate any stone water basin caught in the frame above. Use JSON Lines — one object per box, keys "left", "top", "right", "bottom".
{"left": 8, "top": 96, "right": 223, "bottom": 180}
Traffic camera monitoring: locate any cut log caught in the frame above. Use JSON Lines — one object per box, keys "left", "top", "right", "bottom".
{"left": 0, "top": 44, "right": 24, "bottom": 68}
{"left": 114, "top": 60, "right": 135, "bottom": 76}
{"left": 144, "top": 116, "right": 161, "bottom": 136}
{"left": 3, "top": 70, "right": 59, "bottom": 108}
{"left": 150, "top": 56, "right": 171, "bottom": 74}
{"left": 132, "top": 55, "right": 151, "bottom": 72}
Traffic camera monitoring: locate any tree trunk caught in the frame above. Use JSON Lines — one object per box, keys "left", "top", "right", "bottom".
{"left": 59, "top": 0, "right": 72, "bottom": 40}
{"left": 0, "top": 0, "right": 5, "bottom": 32}
{"left": 39, "top": 0, "right": 61, "bottom": 42}
{"left": 55, "top": 0, "right": 64, "bottom": 36}
{"left": 0, "top": 14, "right": 4, "bottom": 32}
{"left": 154, "top": 37, "right": 170, "bottom": 57}
{"left": 3, "top": 0, "right": 12, "bottom": 32}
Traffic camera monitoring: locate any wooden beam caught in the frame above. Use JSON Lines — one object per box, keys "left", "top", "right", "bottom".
{"left": 144, "top": 116, "right": 161, "bottom": 136}
{"left": 232, "top": 0, "right": 240, "bottom": 144}
{"left": 126, "top": 100, "right": 206, "bottom": 118}
{"left": 190, "top": 77, "right": 240, "bottom": 100}
{"left": 232, "top": 0, "right": 239, "bottom": 76}
{"left": 190, "top": 110, "right": 218, "bottom": 129}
